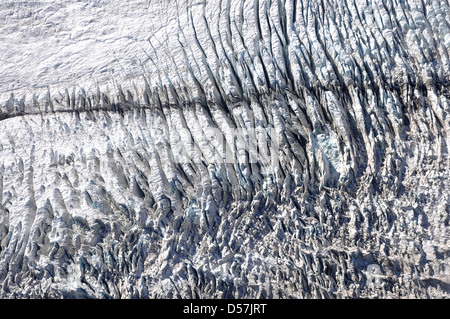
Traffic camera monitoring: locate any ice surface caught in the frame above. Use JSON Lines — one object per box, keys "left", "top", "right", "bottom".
{"left": 0, "top": 0, "right": 449, "bottom": 299}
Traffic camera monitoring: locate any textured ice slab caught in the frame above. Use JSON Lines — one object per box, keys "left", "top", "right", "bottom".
{"left": 0, "top": 0, "right": 449, "bottom": 298}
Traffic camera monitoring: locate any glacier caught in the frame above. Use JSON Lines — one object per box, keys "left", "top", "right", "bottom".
{"left": 0, "top": 0, "right": 449, "bottom": 298}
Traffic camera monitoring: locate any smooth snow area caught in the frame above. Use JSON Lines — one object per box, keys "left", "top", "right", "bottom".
{"left": 0, "top": 0, "right": 182, "bottom": 100}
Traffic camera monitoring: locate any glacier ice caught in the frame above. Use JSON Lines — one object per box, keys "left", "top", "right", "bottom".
{"left": 0, "top": 0, "right": 449, "bottom": 298}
